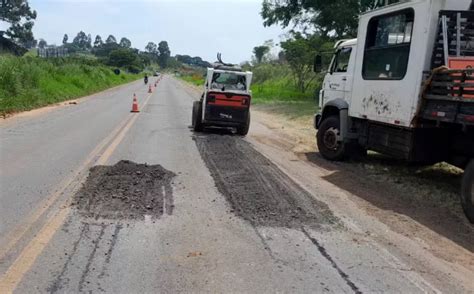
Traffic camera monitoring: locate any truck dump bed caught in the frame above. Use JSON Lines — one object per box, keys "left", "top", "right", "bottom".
{"left": 420, "top": 9, "right": 474, "bottom": 127}
{"left": 421, "top": 68, "right": 474, "bottom": 126}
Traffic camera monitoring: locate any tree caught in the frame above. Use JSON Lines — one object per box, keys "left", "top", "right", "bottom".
{"left": 166, "top": 56, "right": 181, "bottom": 69}
{"left": 106, "top": 35, "right": 117, "bottom": 44}
{"left": 280, "top": 33, "right": 330, "bottom": 92}
{"left": 37, "top": 39, "right": 47, "bottom": 49}
{"left": 277, "top": 51, "right": 286, "bottom": 63}
{"left": 92, "top": 38, "right": 119, "bottom": 57}
{"left": 176, "top": 54, "right": 192, "bottom": 64}
{"left": 86, "top": 34, "right": 92, "bottom": 49}
{"left": 108, "top": 48, "right": 143, "bottom": 73}
{"left": 108, "top": 48, "right": 138, "bottom": 67}
{"left": 93, "top": 35, "right": 103, "bottom": 47}
{"left": 62, "top": 34, "right": 68, "bottom": 45}
{"left": 145, "top": 42, "right": 157, "bottom": 54}
{"left": 0, "top": 0, "right": 37, "bottom": 47}
{"left": 261, "top": 0, "right": 380, "bottom": 38}
{"left": 72, "top": 31, "right": 89, "bottom": 50}
{"left": 253, "top": 46, "right": 270, "bottom": 64}
{"left": 119, "top": 37, "right": 132, "bottom": 48}
{"left": 157, "top": 41, "right": 170, "bottom": 68}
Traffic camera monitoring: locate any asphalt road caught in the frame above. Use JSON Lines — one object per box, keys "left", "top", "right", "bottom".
{"left": 0, "top": 76, "right": 471, "bottom": 293}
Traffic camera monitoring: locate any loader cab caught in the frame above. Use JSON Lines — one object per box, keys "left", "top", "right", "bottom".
{"left": 192, "top": 65, "right": 253, "bottom": 136}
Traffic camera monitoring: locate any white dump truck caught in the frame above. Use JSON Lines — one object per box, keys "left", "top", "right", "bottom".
{"left": 314, "top": 0, "right": 474, "bottom": 221}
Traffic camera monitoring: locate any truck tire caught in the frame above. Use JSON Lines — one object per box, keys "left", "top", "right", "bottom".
{"left": 317, "top": 115, "right": 347, "bottom": 161}
{"left": 192, "top": 101, "right": 203, "bottom": 132}
{"left": 237, "top": 112, "right": 250, "bottom": 136}
{"left": 461, "top": 159, "right": 474, "bottom": 223}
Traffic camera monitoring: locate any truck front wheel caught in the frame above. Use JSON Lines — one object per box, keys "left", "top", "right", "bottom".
{"left": 317, "top": 115, "right": 346, "bottom": 161}
{"left": 461, "top": 159, "right": 474, "bottom": 223}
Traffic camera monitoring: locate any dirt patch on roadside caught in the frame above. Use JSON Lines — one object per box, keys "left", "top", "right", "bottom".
{"left": 73, "top": 160, "right": 176, "bottom": 220}
{"left": 251, "top": 108, "right": 474, "bottom": 266}
{"left": 194, "top": 133, "right": 339, "bottom": 230}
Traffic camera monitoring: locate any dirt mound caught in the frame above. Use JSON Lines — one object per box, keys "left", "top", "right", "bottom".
{"left": 73, "top": 160, "right": 176, "bottom": 220}
{"left": 194, "top": 134, "right": 338, "bottom": 229}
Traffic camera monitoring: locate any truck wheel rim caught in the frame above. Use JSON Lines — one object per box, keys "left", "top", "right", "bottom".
{"left": 324, "top": 127, "right": 339, "bottom": 150}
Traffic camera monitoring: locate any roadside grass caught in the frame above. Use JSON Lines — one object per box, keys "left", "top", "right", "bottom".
{"left": 251, "top": 79, "right": 315, "bottom": 104}
{"left": 251, "top": 74, "right": 319, "bottom": 121}
{"left": 179, "top": 73, "right": 205, "bottom": 86}
{"left": 0, "top": 55, "right": 139, "bottom": 116}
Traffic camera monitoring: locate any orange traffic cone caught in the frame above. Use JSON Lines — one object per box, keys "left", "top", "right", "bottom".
{"left": 131, "top": 94, "right": 139, "bottom": 113}
{"left": 148, "top": 84, "right": 153, "bottom": 93}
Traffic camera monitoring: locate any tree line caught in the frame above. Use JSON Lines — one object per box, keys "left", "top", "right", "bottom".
{"left": 37, "top": 31, "right": 172, "bottom": 73}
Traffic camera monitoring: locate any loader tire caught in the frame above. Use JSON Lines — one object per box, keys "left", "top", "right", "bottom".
{"left": 192, "top": 101, "right": 203, "bottom": 132}
{"left": 237, "top": 112, "right": 250, "bottom": 136}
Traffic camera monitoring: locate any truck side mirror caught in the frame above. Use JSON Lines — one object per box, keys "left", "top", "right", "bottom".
{"left": 314, "top": 55, "right": 323, "bottom": 72}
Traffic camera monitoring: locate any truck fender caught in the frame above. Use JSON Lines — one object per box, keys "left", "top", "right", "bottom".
{"left": 315, "top": 99, "right": 349, "bottom": 142}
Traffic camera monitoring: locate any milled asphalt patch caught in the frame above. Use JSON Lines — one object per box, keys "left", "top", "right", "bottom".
{"left": 72, "top": 160, "right": 176, "bottom": 220}
{"left": 194, "top": 134, "right": 339, "bottom": 230}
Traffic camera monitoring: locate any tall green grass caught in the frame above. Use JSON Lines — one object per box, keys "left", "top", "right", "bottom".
{"left": 180, "top": 73, "right": 204, "bottom": 86}
{"left": 0, "top": 55, "right": 139, "bottom": 115}
{"left": 251, "top": 78, "right": 315, "bottom": 104}
{"left": 249, "top": 63, "right": 320, "bottom": 117}
{"left": 250, "top": 63, "right": 318, "bottom": 104}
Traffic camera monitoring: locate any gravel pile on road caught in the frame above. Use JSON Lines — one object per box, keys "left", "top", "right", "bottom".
{"left": 73, "top": 160, "right": 176, "bottom": 220}
{"left": 194, "top": 134, "right": 339, "bottom": 229}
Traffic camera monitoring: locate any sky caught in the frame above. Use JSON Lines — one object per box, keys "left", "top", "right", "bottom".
{"left": 24, "top": 0, "right": 288, "bottom": 63}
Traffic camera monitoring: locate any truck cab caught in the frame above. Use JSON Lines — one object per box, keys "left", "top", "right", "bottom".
{"left": 314, "top": 0, "right": 474, "bottom": 222}
{"left": 320, "top": 39, "right": 357, "bottom": 109}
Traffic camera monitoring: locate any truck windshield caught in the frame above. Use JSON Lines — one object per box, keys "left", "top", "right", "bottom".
{"left": 332, "top": 47, "right": 352, "bottom": 73}
{"left": 211, "top": 72, "right": 246, "bottom": 91}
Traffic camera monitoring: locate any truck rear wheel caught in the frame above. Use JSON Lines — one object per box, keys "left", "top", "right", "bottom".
{"left": 192, "top": 101, "right": 203, "bottom": 132}
{"left": 317, "top": 115, "right": 347, "bottom": 161}
{"left": 237, "top": 112, "right": 250, "bottom": 136}
{"left": 461, "top": 159, "right": 474, "bottom": 223}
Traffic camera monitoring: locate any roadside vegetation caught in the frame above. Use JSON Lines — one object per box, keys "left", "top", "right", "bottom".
{"left": 1, "top": 1, "right": 183, "bottom": 115}
{"left": 0, "top": 55, "right": 138, "bottom": 115}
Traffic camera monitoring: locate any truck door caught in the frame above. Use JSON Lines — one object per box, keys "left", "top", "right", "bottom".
{"left": 322, "top": 47, "right": 353, "bottom": 103}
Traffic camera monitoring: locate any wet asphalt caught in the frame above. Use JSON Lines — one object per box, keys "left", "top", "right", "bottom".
{"left": 0, "top": 76, "right": 448, "bottom": 293}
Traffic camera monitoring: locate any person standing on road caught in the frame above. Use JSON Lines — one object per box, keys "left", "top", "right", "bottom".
{"left": 144, "top": 74, "right": 148, "bottom": 85}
